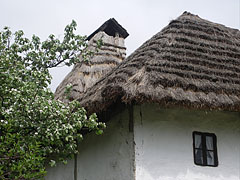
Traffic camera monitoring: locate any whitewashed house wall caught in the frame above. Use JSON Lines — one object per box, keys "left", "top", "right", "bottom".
{"left": 134, "top": 104, "right": 240, "bottom": 180}
{"left": 46, "top": 104, "right": 240, "bottom": 180}
{"left": 45, "top": 159, "right": 75, "bottom": 180}
{"left": 45, "top": 108, "right": 135, "bottom": 180}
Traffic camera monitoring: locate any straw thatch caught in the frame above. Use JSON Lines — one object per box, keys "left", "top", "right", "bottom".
{"left": 75, "top": 12, "right": 240, "bottom": 113}
{"left": 55, "top": 31, "right": 127, "bottom": 103}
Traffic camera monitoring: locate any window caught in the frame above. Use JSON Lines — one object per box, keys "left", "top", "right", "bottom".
{"left": 193, "top": 131, "right": 218, "bottom": 167}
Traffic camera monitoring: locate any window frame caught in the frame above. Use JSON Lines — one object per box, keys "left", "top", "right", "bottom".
{"left": 192, "top": 131, "right": 218, "bottom": 167}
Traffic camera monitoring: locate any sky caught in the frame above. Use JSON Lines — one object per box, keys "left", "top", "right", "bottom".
{"left": 1, "top": 0, "right": 239, "bottom": 92}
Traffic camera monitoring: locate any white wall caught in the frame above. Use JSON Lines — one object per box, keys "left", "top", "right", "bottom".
{"left": 134, "top": 104, "right": 240, "bottom": 180}
{"left": 77, "top": 108, "right": 134, "bottom": 180}
{"left": 45, "top": 108, "right": 135, "bottom": 180}
{"left": 45, "top": 158, "right": 75, "bottom": 180}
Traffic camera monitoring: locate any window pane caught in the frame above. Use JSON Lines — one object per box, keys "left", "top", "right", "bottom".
{"left": 195, "top": 149, "right": 203, "bottom": 165}
{"left": 207, "top": 151, "right": 215, "bottom": 166}
{"left": 206, "top": 136, "right": 214, "bottom": 150}
{"left": 194, "top": 134, "right": 202, "bottom": 148}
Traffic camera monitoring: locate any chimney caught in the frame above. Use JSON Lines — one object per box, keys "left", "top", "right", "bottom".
{"left": 87, "top": 18, "right": 129, "bottom": 59}
{"left": 55, "top": 18, "right": 129, "bottom": 102}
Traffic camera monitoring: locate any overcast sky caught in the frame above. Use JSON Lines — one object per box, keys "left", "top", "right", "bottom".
{"left": 1, "top": 0, "right": 239, "bottom": 92}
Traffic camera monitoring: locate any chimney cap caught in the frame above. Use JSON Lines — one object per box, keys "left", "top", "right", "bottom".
{"left": 87, "top": 18, "right": 129, "bottom": 41}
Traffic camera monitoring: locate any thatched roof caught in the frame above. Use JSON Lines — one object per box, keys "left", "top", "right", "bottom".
{"left": 77, "top": 12, "right": 240, "bottom": 113}
{"left": 55, "top": 31, "right": 127, "bottom": 103}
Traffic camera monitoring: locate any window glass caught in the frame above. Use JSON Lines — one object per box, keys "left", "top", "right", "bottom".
{"left": 194, "top": 134, "right": 202, "bottom": 148}
{"left": 206, "top": 136, "right": 213, "bottom": 150}
{"left": 207, "top": 151, "right": 214, "bottom": 166}
{"left": 195, "top": 149, "right": 203, "bottom": 164}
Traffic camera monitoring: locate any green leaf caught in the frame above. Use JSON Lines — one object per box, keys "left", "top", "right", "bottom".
{"left": 96, "top": 129, "right": 103, "bottom": 135}
{"left": 50, "top": 160, "right": 56, "bottom": 167}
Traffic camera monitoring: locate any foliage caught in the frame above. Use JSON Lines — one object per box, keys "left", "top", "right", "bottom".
{"left": 0, "top": 21, "right": 105, "bottom": 179}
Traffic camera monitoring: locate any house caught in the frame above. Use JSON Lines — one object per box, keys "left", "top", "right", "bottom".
{"left": 46, "top": 12, "right": 240, "bottom": 180}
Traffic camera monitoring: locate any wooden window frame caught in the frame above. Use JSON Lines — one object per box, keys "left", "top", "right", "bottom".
{"left": 192, "top": 131, "right": 218, "bottom": 167}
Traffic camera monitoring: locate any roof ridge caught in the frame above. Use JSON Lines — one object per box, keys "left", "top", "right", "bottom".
{"left": 177, "top": 11, "right": 240, "bottom": 38}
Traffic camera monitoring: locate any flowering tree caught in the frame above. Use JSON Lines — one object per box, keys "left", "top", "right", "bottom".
{"left": 0, "top": 21, "right": 105, "bottom": 179}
